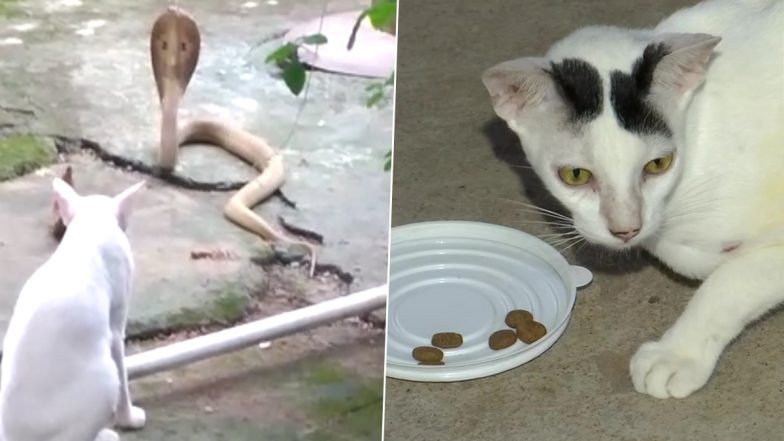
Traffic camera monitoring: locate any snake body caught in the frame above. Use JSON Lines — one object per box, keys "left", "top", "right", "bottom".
{"left": 150, "top": 7, "right": 317, "bottom": 275}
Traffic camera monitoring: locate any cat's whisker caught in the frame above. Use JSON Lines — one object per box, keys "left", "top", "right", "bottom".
{"left": 667, "top": 176, "right": 720, "bottom": 207}
{"left": 664, "top": 199, "right": 726, "bottom": 224}
{"left": 550, "top": 240, "right": 580, "bottom": 252}
{"left": 513, "top": 201, "right": 573, "bottom": 221}
{"left": 497, "top": 197, "right": 570, "bottom": 216}
{"left": 543, "top": 236, "right": 582, "bottom": 247}
{"left": 517, "top": 213, "right": 574, "bottom": 226}
{"left": 548, "top": 234, "right": 584, "bottom": 247}
{"left": 538, "top": 231, "right": 581, "bottom": 239}
{"left": 518, "top": 224, "right": 577, "bottom": 234}
{"left": 679, "top": 183, "right": 715, "bottom": 199}
{"left": 515, "top": 219, "right": 575, "bottom": 228}
{"left": 543, "top": 231, "right": 581, "bottom": 242}
{"left": 512, "top": 204, "right": 571, "bottom": 217}
{"left": 669, "top": 194, "right": 714, "bottom": 211}
{"left": 557, "top": 237, "right": 586, "bottom": 253}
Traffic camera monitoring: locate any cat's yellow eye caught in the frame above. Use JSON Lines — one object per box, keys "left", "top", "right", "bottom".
{"left": 644, "top": 154, "right": 674, "bottom": 175}
{"left": 558, "top": 167, "right": 593, "bottom": 186}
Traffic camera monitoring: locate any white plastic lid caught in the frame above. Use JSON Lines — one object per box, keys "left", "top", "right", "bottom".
{"left": 386, "top": 221, "right": 592, "bottom": 382}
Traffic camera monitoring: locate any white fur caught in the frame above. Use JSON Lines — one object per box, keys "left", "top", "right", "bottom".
{"left": 484, "top": 0, "right": 784, "bottom": 398}
{"left": 0, "top": 179, "right": 147, "bottom": 440}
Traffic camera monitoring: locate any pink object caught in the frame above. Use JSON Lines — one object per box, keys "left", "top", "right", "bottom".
{"left": 284, "top": 10, "right": 396, "bottom": 78}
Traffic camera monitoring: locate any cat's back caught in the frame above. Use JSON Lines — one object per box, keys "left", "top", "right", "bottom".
{"left": 655, "top": 0, "right": 780, "bottom": 36}
{"left": 1, "top": 221, "right": 131, "bottom": 376}
{"left": 655, "top": 0, "right": 784, "bottom": 247}
{"left": 1, "top": 251, "right": 113, "bottom": 374}
{"left": 9, "top": 250, "right": 112, "bottom": 332}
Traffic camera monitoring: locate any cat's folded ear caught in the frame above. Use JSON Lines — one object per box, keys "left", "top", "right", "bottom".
{"left": 481, "top": 57, "right": 559, "bottom": 123}
{"left": 52, "top": 177, "right": 80, "bottom": 226}
{"left": 649, "top": 33, "right": 721, "bottom": 98}
{"left": 113, "top": 181, "right": 145, "bottom": 231}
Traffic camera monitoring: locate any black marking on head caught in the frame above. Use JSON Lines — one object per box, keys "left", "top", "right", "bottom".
{"left": 610, "top": 43, "right": 672, "bottom": 136}
{"left": 546, "top": 59, "right": 603, "bottom": 122}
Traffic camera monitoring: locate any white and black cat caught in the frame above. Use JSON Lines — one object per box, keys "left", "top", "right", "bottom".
{"left": 482, "top": 0, "right": 783, "bottom": 398}
{"left": 0, "top": 178, "right": 147, "bottom": 440}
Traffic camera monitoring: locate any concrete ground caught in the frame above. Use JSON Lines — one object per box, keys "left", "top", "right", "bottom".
{"left": 0, "top": 0, "right": 389, "bottom": 439}
{"left": 123, "top": 315, "right": 385, "bottom": 441}
{"left": 385, "top": 1, "right": 784, "bottom": 440}
{"left": 0, "top": 0, "right": 392, "bottom": 340}
{"left": 0, "top": 0, "right": 392, "bottom": 334}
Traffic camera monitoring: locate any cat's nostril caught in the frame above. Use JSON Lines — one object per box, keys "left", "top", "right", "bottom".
{"left": 610, "top": 228, "right": 640, "bottom": 242}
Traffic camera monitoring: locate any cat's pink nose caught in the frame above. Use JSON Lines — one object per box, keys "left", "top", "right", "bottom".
{"left": 610, "top": 229, "right": 640, "bottom": 242}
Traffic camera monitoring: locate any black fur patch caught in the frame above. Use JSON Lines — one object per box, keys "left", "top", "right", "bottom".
{"left": 610, "top": 43, "right": 672, "bottom": 136}
{"left": 546, "top": 59, "right": 603, "bottom": 122}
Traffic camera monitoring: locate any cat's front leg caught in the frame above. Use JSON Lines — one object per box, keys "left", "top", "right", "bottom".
{"left": 110, "top": 334, "right": 146, "bottom": 430}
{"left": 630, "top": 245, "right": 784, "bottom": 398}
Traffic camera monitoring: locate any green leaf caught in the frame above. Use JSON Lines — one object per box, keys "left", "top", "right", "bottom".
{"left": 265, "top": 43, "right": 298, "bottom": 64}
{"left": 282, "top": 62, "right": 307, "bottom": 95}
{"left": 368, "top": 1, "right": 396, "bottom": 29}
{"left": 300, "top": 33, "right": 328, "bottom": 45}
{"left": 366, "top": 90, "right": 385, "bottom": 107}
{"left": 383, "top": 150, "right": 392, "bottom": 171}
{"left": 364, "top": 72, "right": 395, "bottom": 107}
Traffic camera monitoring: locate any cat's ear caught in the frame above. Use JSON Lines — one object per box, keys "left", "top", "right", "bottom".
{"left": 482, "top": 57, "right": 560, "bottom": 123}
{"left": 113, "top": 181, "right": 145, "bottom": 230}
{"left": 52, "top": 177, "right": 80, "bottom": 226}
{"left": 649, "top": 33, "right": 721, "bottom": 97}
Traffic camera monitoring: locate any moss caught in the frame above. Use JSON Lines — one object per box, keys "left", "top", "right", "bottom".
{"left": 307, "top": 374, "right": 384, "bottom": 440}
{"left": 306, "top": 361, "right": 350, "bottom": 385}
{"left": 0, "top": 1, "right": 19, "bottom": 19}
{"left": 145, "top": 284, "right": 251, "bottom": 332}
{"left": 213, "top": 287, "right": 250, "bottom": 320}
{"left": 311, "top": 378, "right": 383, "bottom": 417}
{"left": 0, "top": 135, "right": 56, "bottom": 181}
{"left": 162, "top": 307, "right": 207, "bottom": 329}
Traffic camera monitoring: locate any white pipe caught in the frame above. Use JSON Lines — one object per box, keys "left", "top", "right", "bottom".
{"left": 126, "top": 284, "right": 387, "bottom": 379}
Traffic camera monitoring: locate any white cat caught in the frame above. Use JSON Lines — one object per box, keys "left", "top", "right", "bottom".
{"left": 0, "top": 178, "right": 147, "bottom": 440}
{"left": 482, "top": 0, "right": 783, "bottom": 399}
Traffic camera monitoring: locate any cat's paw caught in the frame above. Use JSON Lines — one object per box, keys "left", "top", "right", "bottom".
{"left": 115, "top": 405, "right": 146, "bottom": 430}
{"left": 95, "top": 428, "right": 120, "bottom": 441}
{"left": 630, "top": 341, "right": 715, "bottom": 399}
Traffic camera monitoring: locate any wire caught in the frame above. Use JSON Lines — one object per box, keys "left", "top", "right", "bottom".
{"left": 278, "top": 0, "right": 328, "bottom": 150}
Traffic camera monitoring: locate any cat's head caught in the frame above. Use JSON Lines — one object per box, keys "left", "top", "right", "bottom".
{"left": 482, "top": 27, "right": 720, "bottom": 250}
{"left": 53, "top": 178, "right": 145, "bottom": 232}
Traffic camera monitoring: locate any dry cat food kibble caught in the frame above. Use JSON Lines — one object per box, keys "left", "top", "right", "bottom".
{"left": 412, "top": 346, "right": 444, "bottom": 363}
{"left": 431, "top": 332, "right": 463, "bottom": 349}
{"left": 411, "top": 309, "right": 548, "bottom": 363}
{"left": 517, "top": 321, "right": 547, "bottom": 344}
{"left": 505, "top": 309, "right": 533, "bottom": 328}
{"left": 488, "top": 329, "right": 518, "bottom": 350}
